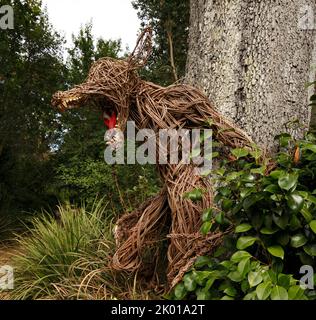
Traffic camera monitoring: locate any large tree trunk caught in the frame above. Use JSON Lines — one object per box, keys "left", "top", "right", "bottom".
{"left": 186, "top": 0, "right": 316, "bottom": 149}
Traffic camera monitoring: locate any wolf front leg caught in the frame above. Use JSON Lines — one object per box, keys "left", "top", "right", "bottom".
{"left": 111, "top": 188, "right": 169, "bottom": 278}
{"left": 162, "top": 164, "right": 223, "bottom": 288}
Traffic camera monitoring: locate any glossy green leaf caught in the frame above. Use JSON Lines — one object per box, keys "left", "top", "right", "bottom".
{"left": 278, "top": 274, "right": 291, "bottom": 289}
{"left": 243, "top": 194, "right": 264, "bottom": 211}
{"left": 243, "top": 291, "right": 257, "bottom": 300}
{"left": 235, "top": 223, "right": 253, "bottom": 233}
{"left": 214, "top": 168, "right": 226, "bottom": 176}
{"left": 274, "top": 207, "right": 283, "bottom": 217}
{"left": 298, "top": 252, "right": 314, "bottom": 265}
{"left": 215, "top": 212, "right": 225, "bottom": 225}
{"left": 174, "top": 283, "right": 187, "bottom": 299}
{"left": 270, "top": 285, "right": 288, "bottom": 300}
{"left": 242, "top": 174, "right": 256, "bottom": 183}
{"left": 267, "top": 246, "right": 284, "bottom": 260}
{"left": 260, "top": 227, "right": 278, "bottom": 235}
{"left": 220, "top": 260, "right": 235, "bottom": 270}
{"left": 298, "top": 191, "right": 309, "bottom": 199}
{"left": 309, "top": 220, "right": 316, "bottom": 234}
{"left": 304, "top": 144, "right": 316, "bottom": 153}
{"left": 241, "top": 279, "right": 250, "bottom": 293}
{"left": 272, "top": 260, "right": 284, "bottom": 273}
{"left": 287, "top": 193, "right": 304, "bottom": 213}
{"left": 212, "top": 152, "right": 219, "bottom": 159}
{"left": 222, "top": 199, "right": 233, "bottom": 212}
{"left": 237, "top": 257, "right": 251, "bottom": 277}
{"left": 276, "top": 133, "right": 292, "bottom": 148}
{"left": 248, "top": 271, "right": 263, "bottom": 288}
{"left": 218, "top": 280, "right": 232, "bottom": 291}
{"left": 263, "top": 270, "right": 277, "bottom": 284}
{"left": 270, "top": 170, "right": 285, "bottom": 180}
{"left": 221, "top": 295, "right": 234, "bottom": 300}
{"left": 202, "top": 209, "right": 213, "bottom": 222}
{"left": 288, "top": 285, "right": 305, "bottom": 300}
{"left": 183, "top": 274, "right": 197, "bottom": 292}
{"left": 251, "top": 166, "right": 266, "bottom": 175}
{"left": 240, "top": 187, "right": 256, "bottom": 198}
{"left": 231, "top": 251, "right": 252, "bottom": 263}
{"left": 250, "top": 149, "right": 262, "bottom": 160}
{"left": 205, "top": 278, "right": 216, "bottom": 291}
{"left": 184, "top": 188, "right": 203, "bottom": 201}
{"left": 194, "top": 256, "right": 212, "bottom": 268}
{"left": 226, "top": 171, "right": 243, "bottom": 181}
{"left": 224, "top": 287, "right": 237, "bottom": 297}
{"left": 256, "top": 282, "right": 272, "bottom": 300}
{"left": 300, "top": 207, "right": 313, "bottom": 223}
{"left": 290, "top": 234, "right": 308, "bottom": 248}
{"left": 218, "top": 187, "right": 231, "bottom": 197}
{"left": 264, "top": 184, "right": 279, "bottom": 193}
{"left": 277, "top": 233, "right": 290, "bottom": 246}
{"left": 272, "top": 213, "right": 289, "bottom": 230}
{"left": 196, "top": 289, "right": 212, "bottom": 300}
{"left": 264, "top": 215, "right": 273, "bottom": 228}
{"left": 236, "top": 236, "right": 257, "bottom": 250}
{"left": 289, "top": 215, "right": 302, "bottom": 231}
{"left": 228, "top": 271, "right": 244, "bottom": 282}
{"left": 278, "top": 173, "right": 298, "bottom": 191}
{"left": 231, "top": 148, "right": 249, "bottom": 159}
{"left": 194, "top": 271, "right": 213, "bottom": 286}
{"left": 307, "top": 194, "right": 316, "bottom": 204}
{"left": 303, "top": 244, "right": 316, "bottom": 256}
{"left": 200, "top": 221, "right": 212, "bottom": 235}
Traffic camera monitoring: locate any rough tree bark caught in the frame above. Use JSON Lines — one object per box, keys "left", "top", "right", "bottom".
{"left": 186, "top": 0, "right": 316, "bottom": 149}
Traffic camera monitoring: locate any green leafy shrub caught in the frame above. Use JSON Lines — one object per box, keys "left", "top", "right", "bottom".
{"left": 172, "top": 253, "right": 306, "bottom": 300}
{"left": 171, "top": 132, "right": 316, "bottom": 300}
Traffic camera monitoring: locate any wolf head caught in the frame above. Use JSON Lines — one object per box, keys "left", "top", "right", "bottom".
{"left": 51, "top": 27, "right": 152, "bottom": 131}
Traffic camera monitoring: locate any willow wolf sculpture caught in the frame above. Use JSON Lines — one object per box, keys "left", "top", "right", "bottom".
{"left": 52, "top": 28, "right": 253, "bottom": 288}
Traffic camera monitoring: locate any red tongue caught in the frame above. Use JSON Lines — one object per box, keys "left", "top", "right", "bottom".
{"left": 103, "top": 111, "right": 117, "bottom": 129}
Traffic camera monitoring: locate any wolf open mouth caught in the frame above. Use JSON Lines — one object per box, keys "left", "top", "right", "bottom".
{"left": 52, "top": 91, "right": 118, "bottom": 130}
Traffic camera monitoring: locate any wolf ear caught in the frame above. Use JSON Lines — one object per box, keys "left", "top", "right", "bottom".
{"left": 128, "top": 26, "right": 152, "bottom": 68}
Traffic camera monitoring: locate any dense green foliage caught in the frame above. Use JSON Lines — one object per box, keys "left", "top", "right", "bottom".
{"left": 132, "top": 0, "right": 190, "bottom": 85}
{"left": 171, "top": 132, "right": 316, "bottom": 300}
{"left": 0, "top": 0, "right": 65, "bottom": 216}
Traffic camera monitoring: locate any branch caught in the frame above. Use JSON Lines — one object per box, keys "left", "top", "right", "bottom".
{"left": 166, "top": 25, "right": 178, "bottom": 82}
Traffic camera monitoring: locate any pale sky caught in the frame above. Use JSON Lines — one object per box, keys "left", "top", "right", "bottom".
{"left": 42, "top": 0, "right": 141, "bottom": 52}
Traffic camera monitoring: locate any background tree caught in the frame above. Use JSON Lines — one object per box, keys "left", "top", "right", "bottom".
{"left": 0, "top": 0, "right": 65, "bottom": 215}
{"left": 132, "top": 0, "right": 190, "bottom": 85}
{"left": 186, "top": 0, "right": 316, "bottom": 149}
